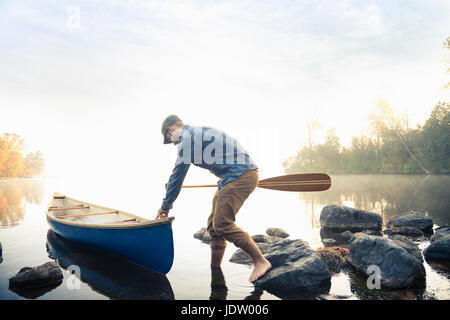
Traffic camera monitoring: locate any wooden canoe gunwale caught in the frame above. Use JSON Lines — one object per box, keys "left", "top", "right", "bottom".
{"left": 47, "top": 194, "right": 174, "bottom": 229}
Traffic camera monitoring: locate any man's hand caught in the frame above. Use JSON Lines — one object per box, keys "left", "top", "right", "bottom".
{"left": 156, "top": 208, "right": 169, "bottom": 219}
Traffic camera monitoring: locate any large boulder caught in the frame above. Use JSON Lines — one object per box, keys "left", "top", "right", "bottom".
{"left": 347, "top": 234, "right": 425, "bottom": 289}
{"left": 383, "top": 227, "right": 424, "bottom": 238}
{"left": 9, "top": 261, "right": 63, "bottom": 298}
{"left": 387, "top": 235, "right": 423, "bottom": 262}
{"left": 255, "top": 254, "right": 331, "bottom": 299}
{"left": 255, "top": 240, "right": 330, "bottom": 298}
{"left": 429, "top": 226, "right": 450, "bottom": 243}
{"left": 424, "top": 235, "right": 450, "bottom": 262}
{"left": 320, "top": 205, "right": 382, "bottom": 233}
{"left": 230, "top": 238, "right": 331, "bottom": 298}
{"left": 253, "top": 239, "right": 331, "bottom": 298}
{"left": 386, "top": 212, "right": 433, "bottom": 234}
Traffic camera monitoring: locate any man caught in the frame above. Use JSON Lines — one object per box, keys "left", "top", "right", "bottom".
{"left": 156, "top": 115, "right": 272, "bottom": 282}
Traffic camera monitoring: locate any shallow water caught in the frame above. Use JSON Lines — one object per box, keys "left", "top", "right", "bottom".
{"left": 0, "top": 175, "right": 449, "bottom": 300}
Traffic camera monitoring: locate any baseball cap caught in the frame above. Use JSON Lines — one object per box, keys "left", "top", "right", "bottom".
{"left": 161, "top": 114, "right": 182, "bottom": 144}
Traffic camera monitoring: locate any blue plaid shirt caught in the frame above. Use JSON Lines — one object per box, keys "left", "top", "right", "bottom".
{"left": 161, "top": 125, "right": 258, "bottom": 211}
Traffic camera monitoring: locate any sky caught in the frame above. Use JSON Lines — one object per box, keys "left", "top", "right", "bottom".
{"left": 1, "top": 0, "right": 450, "bottom": 185}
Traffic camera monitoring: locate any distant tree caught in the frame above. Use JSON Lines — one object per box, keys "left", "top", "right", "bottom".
{"left": 283, "top": 102, "right": 449, "bottom": 175}
{"left": 420, "top": 102, "right": 450, "bottom": 173}
{"left": 0, "top": 133, "right": 45, "bottom": 177}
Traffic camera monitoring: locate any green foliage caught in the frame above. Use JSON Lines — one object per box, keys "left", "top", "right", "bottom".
{"left": 284, "top": 101, "right": 450, "bottom": 174}
{"left": 0, "top": 133, "right": 45, "bottom": 177}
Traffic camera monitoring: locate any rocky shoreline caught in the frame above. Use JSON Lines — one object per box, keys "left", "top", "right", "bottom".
{"left": 6, "top": 205, "right": 449, "bottom": 299}
{"left": 194, "top": 205, "right": 450, "bottom": 298}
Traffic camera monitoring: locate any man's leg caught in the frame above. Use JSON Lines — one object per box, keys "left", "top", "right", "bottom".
{"left": 207, "top": 190, "right": 227, "bottom": 268}
{"left": 212, "top": 170, "right": 271, "bottom": 282}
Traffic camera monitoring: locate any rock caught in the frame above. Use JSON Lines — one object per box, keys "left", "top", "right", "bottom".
{"left": 231, "top": 237, "right": 331, "bottom": 298}
{"left": 255, "top": 253, "right": 331, "bottom": 299}
{"left": 347, "top": 234, "right": 425, "bottom": 289}
{"left": 262, "top": 239, "right": 312, "bottom": 268}
{"left": 383, "top": 227, "right": 424, "bottom": 238}
{"left": 424, "top": 235, "right": 450, "bottom": 262}
{"left": 320, "top": 205, "right": 382, "bottom": 232}
{"left": 320, "top": 229, "right": 356, "bottom": 246}
{"left": 202, "top": 231, "right": 211, "bottom": 244}
{"left": 316, "top": 247, "right": 349, "bottom": 274}
{"left": 252, "top": 234, "right": 283, "bottom": 244}
{"left": 266, "top": 228, "right": 289, "bottom": 239}
{"left": 193, "top": 228, "right": 207, "bottom": 240}
{"left": 229, "top": 243, "right": 272, "bottom": 265}
{"left": 321, "top": 238, "right": 337, "bottom": 247}
{"left": 430, "top": 226, "right": 450, "bottom": 243}
{"left": 388, "top": 235, "right": 423, "bottom": 262}
{"left": 387, "top": 212, "right": 433, "bottom": 233}
{"left": 9, "top": 262, "right": 63, "bottom": 297}
{"left": 193, "top": 227, "right": 211, "bottom": 244}
{"left": 0, "top": 241, "right": 2, "bottom": 264}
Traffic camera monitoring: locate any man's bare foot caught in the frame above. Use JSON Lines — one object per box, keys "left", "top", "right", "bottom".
{"left": 249, "top": 259, "right": 272, "bottom": 283}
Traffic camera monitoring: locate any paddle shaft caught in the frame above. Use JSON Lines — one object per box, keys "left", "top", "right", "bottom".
{"left": 173, "top": 173, "right": 332, "bottom": 192}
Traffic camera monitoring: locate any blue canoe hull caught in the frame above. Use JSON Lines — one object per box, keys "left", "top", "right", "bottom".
{"left": 47, "top": 217, "right": 174, "bottom": 275}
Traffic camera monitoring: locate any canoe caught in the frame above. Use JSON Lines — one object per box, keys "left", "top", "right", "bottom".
{"left": 46, "top": 192, "right": 175, "bottom": 275}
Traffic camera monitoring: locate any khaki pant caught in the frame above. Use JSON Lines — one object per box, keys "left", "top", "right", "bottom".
{"left": 207, "top": 170, "right": 258, "bottom": 250}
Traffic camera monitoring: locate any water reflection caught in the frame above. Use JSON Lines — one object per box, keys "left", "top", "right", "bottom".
{"left": 299, "top": 175, "right": 450, "bottom": 227}
{"left": 347, "top": 269, "right": 429, "bottom": 300}
{"left": 209, "top": 267, "right": 228, "bottom": 300}
{"left": 46, "top": 230, "right": 175, "bottom": 300}
{"left": 0, "top": 179, "right": 44, "bottom": 228}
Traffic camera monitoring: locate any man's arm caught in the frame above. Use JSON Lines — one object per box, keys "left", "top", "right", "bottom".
{"left": 159, "top": 161, "right": 190, "bottom": 213}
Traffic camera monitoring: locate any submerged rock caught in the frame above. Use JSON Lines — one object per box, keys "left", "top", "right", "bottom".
{"left": 255, "top": 254, "right": 331, "bottom": 299}
{"left": 347, "top": 234, "right": 425, "bottom": 289}
{"left": 386, "top": 212, "right": 433, "bottom": 234}
{"left": 9, "top": 261, "right": 63, "bottom": 298}
{"left": 254, "top": 239, "right": 331, "bottom": 298}
{"left": 193, "top": 227, "right": 210, "bottom": 244}
{"left": 231, "top": 238, "right": 331, "bottom": 298}
{"left": 320, "top": 205, "right": 382, "bottom": 233}
{"left": 383, "top": 227, "right": 424, "bottom": 238}
{"left": 429, "top": 226, "right": 450, "bottom": 243}
{"left": 229, "top": 243, "right": 272, "bottom": 265}
{"left": 252, "top": 234, "right": 283, "bottom": 244}
{"left": 266, "top": 228, "right": 289, "bottom": 239}
{"left": 193, "top": 228, "right": 207, "bottom": 240}
{"left": 424, "top": 235, "right": 450, "bottom": 262}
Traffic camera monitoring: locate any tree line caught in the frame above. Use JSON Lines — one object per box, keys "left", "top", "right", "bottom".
{"left": 283, "top": 100, "right": 450, "bottom": 175}
{"left": 0, "top": 133, "right": 45, "bottom": 177}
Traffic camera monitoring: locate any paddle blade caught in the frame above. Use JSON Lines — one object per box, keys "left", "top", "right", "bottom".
{"left": 257, "top": 173, "right": 331, "bottom": 192}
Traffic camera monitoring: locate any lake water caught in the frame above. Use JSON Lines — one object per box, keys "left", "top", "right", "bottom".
{"left": 0, "top": 175, "right": 449, "bottom": 300}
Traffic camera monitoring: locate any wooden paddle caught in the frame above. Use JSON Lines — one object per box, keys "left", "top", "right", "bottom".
{"left": 178, "top": 173, "right": 331, "bottom": 192}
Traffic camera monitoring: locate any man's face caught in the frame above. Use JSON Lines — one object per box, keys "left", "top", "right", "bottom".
{"left": 166, "top": 125, "right": 180, "bottom": 145}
